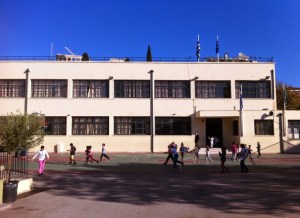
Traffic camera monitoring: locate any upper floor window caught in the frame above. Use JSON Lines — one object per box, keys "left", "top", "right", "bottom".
{"left": 45, "top": 117, "right": 66, "bottom": 135}
{"left": 114, "top": 117, "right": 150, "bottom": 135}
{"left": 72, "top": 117, "right": 109, "bottom": 135}
{"left": 73, "top": 80, "right": 109, "bottom": 98}
{"left": 31, "top": 80, "right": 67, "bottom": 98}
{"left": 288, "top": 120, "right": 300, "bottom": 139}
{"left": 155, "top": 81, "right": 190, "bottom": 98}
{"left": 155, "top": 117, "right": 191, "bottom": 135}
{"left": 254, "top": 120, "right": 274, "bottom": 135}
{"left": 195, "top": 81, "right": 231, "bottom": 98}
{"left": 0, "top": 80, "right": 25, "bottom": 97}
{"left": 236, "top": 81, "right": 271, "bottom": 98}
{"left": 114, "top": 80, "right": 150, "bottom": 98}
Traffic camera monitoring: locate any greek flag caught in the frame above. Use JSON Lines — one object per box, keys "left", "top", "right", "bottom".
{"left": 240, "top": 84, "right": 243, "bottom": 111}
{"left": 216, "top": 36, "right": 219, "bottom": 54}
{"left": 196, "top": 34, "right": 200, "bottom": 62}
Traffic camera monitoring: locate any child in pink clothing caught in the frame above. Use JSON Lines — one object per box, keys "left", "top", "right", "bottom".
{"left": 85, "top": 146, "right": 99, "bottom": 165}
{"left": 32, "top": 145, "right": 49, "bottom": 176}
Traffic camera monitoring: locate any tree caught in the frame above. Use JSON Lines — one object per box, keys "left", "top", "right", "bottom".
{"left": 146, "top": 45, "right": 152, "bottom": 62}
{"left": 81, "top": 52, "right": 90, "bottom": 61}
{"left": 276, "top": 82, "right": 300, "bottom": 110}
{"left": 0, "top": 111, "right": 45, "bottom": 182}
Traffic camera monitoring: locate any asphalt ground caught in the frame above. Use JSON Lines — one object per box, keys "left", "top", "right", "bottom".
{"left": 1, "top": 152, "right": 300, "bottom": 218}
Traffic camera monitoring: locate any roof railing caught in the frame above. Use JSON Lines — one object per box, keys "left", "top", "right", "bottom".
{"left": 0, "top": 56, "right": 274, "bottom": 62}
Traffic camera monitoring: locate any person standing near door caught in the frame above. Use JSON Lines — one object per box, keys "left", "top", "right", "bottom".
{"left": 195, "top": 133, "right": 199, "bottom": 147}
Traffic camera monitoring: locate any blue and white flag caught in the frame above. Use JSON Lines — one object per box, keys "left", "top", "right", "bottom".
{"left": 216, "top": 36, "right": 219, "bottom": 55}
{"left": 196, "top": 34, "right": 200, "bottom": 62}
{"left": 240, "top": 84, "right": 243, "bottom": 111}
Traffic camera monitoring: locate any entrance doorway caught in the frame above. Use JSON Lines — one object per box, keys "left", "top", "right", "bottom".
{"left": 206, "top": 118, "right": 223, "bottom": 147}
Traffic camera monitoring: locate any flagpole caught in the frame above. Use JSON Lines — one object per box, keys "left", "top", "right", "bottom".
{"left": 282, "top": 84, "right": 286, "bottom": 136}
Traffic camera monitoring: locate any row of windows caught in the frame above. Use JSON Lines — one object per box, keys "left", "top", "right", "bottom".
{"left": 45, "top": 116, "right": 298, "bottom": 137}
{"left": 0, "top": 79, "right": 271, "bottom": 99}
{"left": 45, "top": 117, "right": 191, "bottom": 135}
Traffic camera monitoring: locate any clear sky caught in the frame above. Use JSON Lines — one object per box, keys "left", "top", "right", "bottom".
{"left": 0, "top": 0, "right": 299, "bottom": 87}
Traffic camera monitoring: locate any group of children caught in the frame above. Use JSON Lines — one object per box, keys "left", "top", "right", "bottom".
{"left": 68, "top": 143, "right": 110, "bottom": 166}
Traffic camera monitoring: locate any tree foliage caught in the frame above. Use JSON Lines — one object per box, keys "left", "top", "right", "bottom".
{"left": 81, "top": 52, "right": 90, "bottom": 61}
{"left": 276, "top": 82, "right": 300, "bottom": 110}
{"left": 0, "top": 112, "right": 45, "bottom": 153}
{"left": 146, "top": 45, "right": 152, "bottom": 62}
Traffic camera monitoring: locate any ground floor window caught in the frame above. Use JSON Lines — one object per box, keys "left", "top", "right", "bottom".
{"left": 288, "top": 120, "right": 300, "bottom": 139}
{"left": 72, "top": 117, "right": 109, "bottom": 135}
{"left": 45, "top": 117, "right": 66, "bottom": 135}
{"left": 114, "top": 117, "right": 150, "bottom": 135}
{"left": 155, "top": 117, "right": 191, "bottom": 135}
{"left": 254, "top": 120, "right": 274, "bottom": 135}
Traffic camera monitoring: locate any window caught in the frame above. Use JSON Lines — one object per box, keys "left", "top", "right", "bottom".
{"left": 288, "top": 120, "right": 300, "bottom": 139}
{"left": 236, "top": 81, "right": 271, "bottom": 98}
{"left": 73, "top": 80, "right": 108, "bottom": 98}
{"left": 232, "top": 120, "right": 239, "bottom": 136}
{"left": 254, "top": 120, "right": 274, "bottom": 135}
{"left": 0, "top": 80, "right": 25, "bottom": 97}
{"left": 155, "top": 117, "right": 191, "bottom": 135}
{"left": 72, "top": 117, "right": 109, "bottom": 135}
{"left": 31, "top": 80, "right": 67, "bottom": 97}
{"left": 114, "top": 80, "right": 150, "bottom": 98}
{"left": 114, "top": 117, "right": 150, "bottom": 135}
{"left": 155, "top": 81, "right": 190, "bottom": 98}
{"left": 45, "top": 117, "right": 66, "bottom": 135}
{"left": 195, "top": 81, "right": 231, "bottom": 98}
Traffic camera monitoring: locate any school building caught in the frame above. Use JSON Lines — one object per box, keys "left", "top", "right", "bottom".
{"left": 0, "top": 57, "right": 300, "bottom": 153}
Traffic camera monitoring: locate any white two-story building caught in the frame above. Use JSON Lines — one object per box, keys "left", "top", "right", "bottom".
{"left": 0, "top": 58, "right": 299, "bottom": 153}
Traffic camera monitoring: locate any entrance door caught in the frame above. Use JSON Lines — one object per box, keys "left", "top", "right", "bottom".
{"left": 206, "top": 118, "right": 223, "bottom": 147}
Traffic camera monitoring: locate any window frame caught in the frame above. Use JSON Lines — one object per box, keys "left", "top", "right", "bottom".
{"left": 195, "top": 80, "right": 231, "bottom": 98}
{"left": 72, "top": 117, "right": 109, "bottom": 135}
{"left": 288, "top": 120, "right": 300, "bottom": 139}
{"left": 45, "top": 117, "right": 67, "bottom": 135}
{"left": 155, "top": 117, "right": 191, "bottom": 135}
{"left": 0, "top": 79, "right": 25, "bottom": 97}
{"left": 254, "top": 120, "right": 274, "bottom": 135}
{"left": 114, "top": 117, "right": 150, "bottom": 135}
{"left": 155, "top": 80, "right": 190, "bottom": 98}
{"left": 236, "top": 81, "right": 271, "bottom": 98}
{"left": 73, "top": 80, "right": 109, "bottom": 98}
{"left": 114, "top": 80, "right": 150, "bottom": 98}
{"left": 31, "top": 80, "right": 67, "bottom": 98}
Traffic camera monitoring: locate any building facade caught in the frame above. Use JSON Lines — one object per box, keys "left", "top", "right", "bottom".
{"left": 0, "top": 60, "right": 299, "bottom": 153}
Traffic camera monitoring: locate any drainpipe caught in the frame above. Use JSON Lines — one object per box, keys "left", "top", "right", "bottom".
{"left": 149, "top": 70, "right": 154, "bottom": 153}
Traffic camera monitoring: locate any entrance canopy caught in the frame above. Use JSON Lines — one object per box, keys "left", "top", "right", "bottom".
{"left": 195, "top": 110, "right": 239, "bottom": 118}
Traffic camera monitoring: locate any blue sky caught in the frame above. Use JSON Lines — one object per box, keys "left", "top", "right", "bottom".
{"left": 0, "top": 0, "right": 299, "bottom": 87}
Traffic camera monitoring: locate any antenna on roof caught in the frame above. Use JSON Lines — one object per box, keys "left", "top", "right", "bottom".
{"left": 64, "top": 47, "right": 75, "bottom": 56}
{"left": 50, "top": 43, "right": 54, "bottom": 58}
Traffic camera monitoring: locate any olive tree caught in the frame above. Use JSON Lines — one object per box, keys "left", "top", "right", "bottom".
{"left": 0, "top": 111, "right": 45, "bottom": 182}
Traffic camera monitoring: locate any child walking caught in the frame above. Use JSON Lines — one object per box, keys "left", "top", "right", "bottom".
{"left": 219, "top": 146, "right": 229, "bottom": 173}
{"left": 179, "top": 142, "right": 188, "bottom": 160}
{"left": 100, "top": 143, "right": 110, "bottom": 161}
{"left": 85, "top": 146, "right": 99, "bottom": 165}
{"left": 32, "top": 145, "right": 49, "bottom": 176}
{"left": 205, "top": 145, "right": 213, "bottom": 163}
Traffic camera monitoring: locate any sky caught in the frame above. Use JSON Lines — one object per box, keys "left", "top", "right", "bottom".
{"left": 0, "top": 0, "right": 300, "bottom": 87}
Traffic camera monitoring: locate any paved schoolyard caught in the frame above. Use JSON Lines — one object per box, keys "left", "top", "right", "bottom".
{"left": 1, "top": 152, "right": 300, "bottom": 218}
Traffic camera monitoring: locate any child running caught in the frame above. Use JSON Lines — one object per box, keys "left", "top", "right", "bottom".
{"left": 32, "top": 145, "right": 49, "bottom": 176}
{"left": 85, "top": 146, "right": 99, "bottom": 165}
{"left": 100, "top": 143, "right": 110, "bottom": 161}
